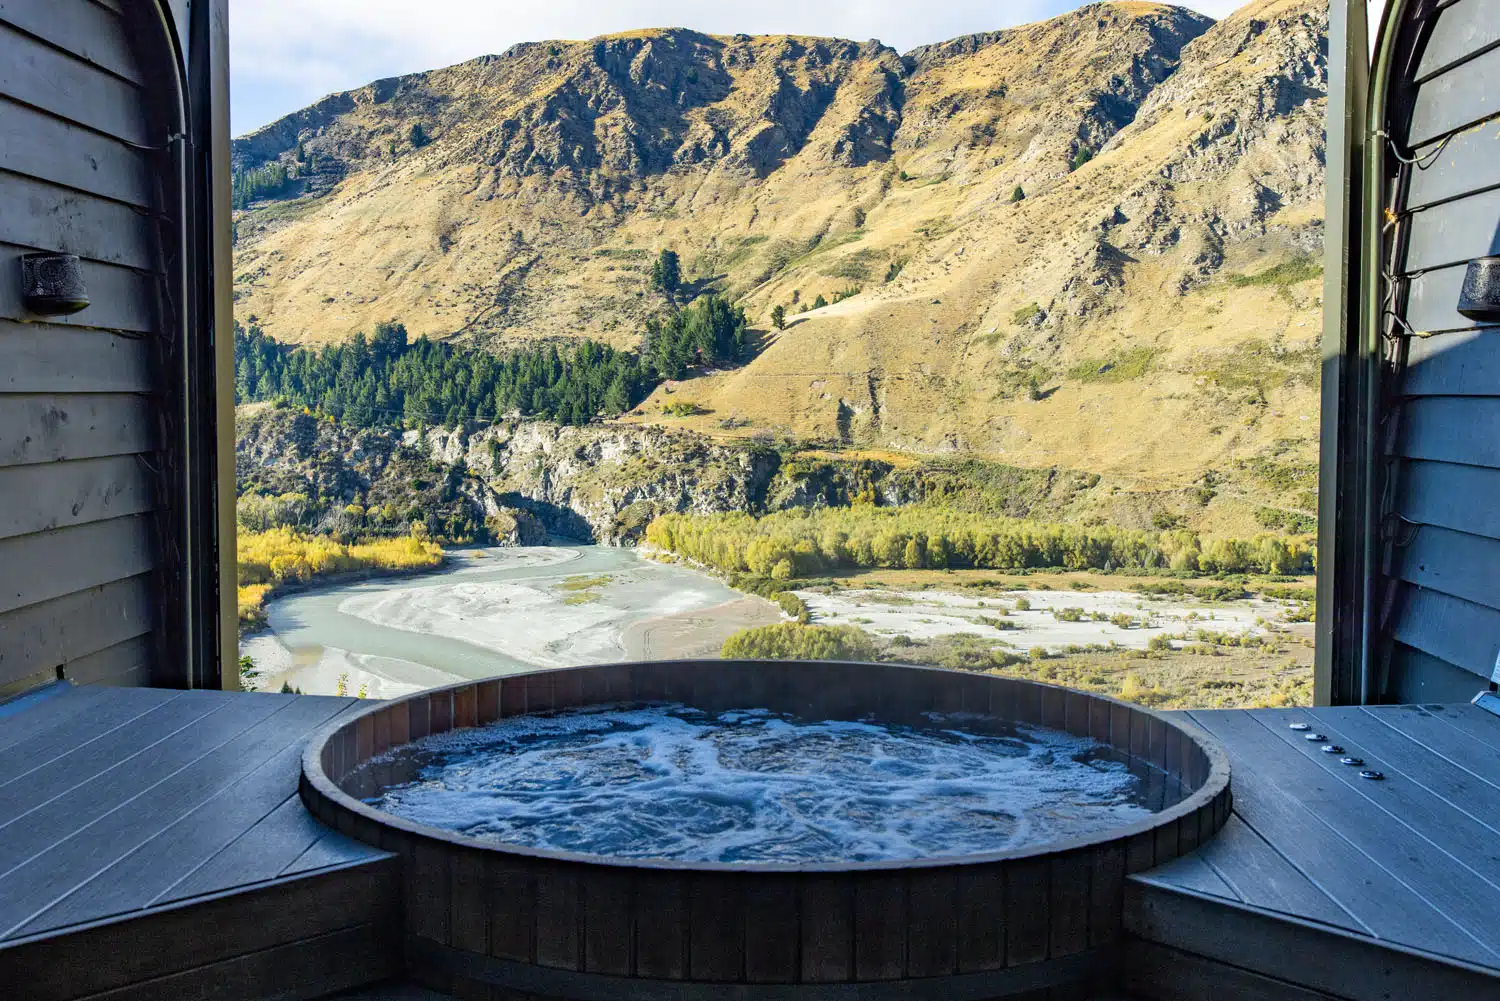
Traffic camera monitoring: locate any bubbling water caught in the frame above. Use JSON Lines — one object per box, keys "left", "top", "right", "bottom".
{"left": 369, "top": 704, "right": 1155, "bottom": 864}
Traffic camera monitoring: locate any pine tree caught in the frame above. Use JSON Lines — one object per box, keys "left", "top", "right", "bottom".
{"left": 1010, "top": 185, "right": 1025, "bottom": 202}
{"left": 650, "top": 249, "right": 681, "bottom": 300}
{"left": 771, "top": 305, "right": 785, "bottom": 331}
{"left": 409, "top": 123, "right": 428, "bottom": 149}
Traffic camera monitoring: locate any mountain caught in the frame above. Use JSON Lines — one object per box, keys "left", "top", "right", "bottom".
{"left": 231, "top": 0, "right": 1327, "bottom": 536}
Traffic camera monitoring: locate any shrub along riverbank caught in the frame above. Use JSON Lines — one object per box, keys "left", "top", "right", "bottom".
{"left": 646, "top": 506, "right": 1314, "bottom": 579}
{"left": 236, "top": 528, "right": 444, "bottom": 631}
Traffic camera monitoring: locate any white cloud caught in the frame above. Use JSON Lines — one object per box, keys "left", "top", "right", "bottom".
{"left": 231, "top": 0, "right": 1250, "bottom": 134}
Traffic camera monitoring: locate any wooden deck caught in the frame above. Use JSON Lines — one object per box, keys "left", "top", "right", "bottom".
{"left": 5, "top": 683, "right": 1500, "bottom": 1001}
{"left": 0, "top": 682, "right": 400, "bottom": 1001}
{"left": 1126, "top": 701, "right": 1500, "bottom": 1001}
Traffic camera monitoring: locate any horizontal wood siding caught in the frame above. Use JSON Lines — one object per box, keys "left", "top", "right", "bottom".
{"left": 1414, "top": 0, "right": 1500, "bottom": 82}
{"left": 0, "top": 321, "right": 153, "bottom": 393}
{"left": 0, "top": 97, "right": 153, "bottom": 207}
{"left": 1408, "top": 44, "right": 1500, "bottom": 147}
{"left": 1383, "top": 7, "right": 1500, "bottom": 695}
{"left": 0, "top": 455, "right": 156, "bottom": 540}
{"left": 0, "top": 2, "right": 165, "bottom": 689}
{"left": 1405, "top": 263, "right": 1500, "bottom": 335}
{"left": 1402, "top": 187, "right": 1500, "bottom": 272}
{"left": 1403, "top": 328, "right": 1500, "bottom": 395}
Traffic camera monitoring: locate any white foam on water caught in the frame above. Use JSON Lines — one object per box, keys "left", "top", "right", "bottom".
{"left": 369, "top": 705, "right": 1154, "bottom": 863}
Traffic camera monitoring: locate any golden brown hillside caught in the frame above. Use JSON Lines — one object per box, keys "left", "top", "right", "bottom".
{"left": 232, "top": 0, "right": 1327, "bottom": 534}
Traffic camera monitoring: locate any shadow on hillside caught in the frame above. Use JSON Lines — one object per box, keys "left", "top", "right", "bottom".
{"left": 497, "top": 495, "right": 595, "bottom": 543}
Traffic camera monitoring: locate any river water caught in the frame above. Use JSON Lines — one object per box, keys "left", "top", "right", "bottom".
{"left": 239, "top": 545, "right": 781, "bottom": 698}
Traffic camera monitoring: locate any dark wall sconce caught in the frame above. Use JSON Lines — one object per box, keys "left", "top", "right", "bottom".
{"left": 21, "top": 252, "right": 90, "bottom": 316}
{"left": 1458, "top": 256, "right": 1500, "bottom": 324}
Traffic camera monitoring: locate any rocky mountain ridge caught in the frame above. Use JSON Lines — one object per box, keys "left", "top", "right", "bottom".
{"left": 232, "top": 0, "right": 1327, "bottom": 535}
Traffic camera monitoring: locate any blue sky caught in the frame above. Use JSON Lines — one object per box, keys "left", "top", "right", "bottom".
{"left": 231, "top": 0, "right": 1243, "bottom": 137}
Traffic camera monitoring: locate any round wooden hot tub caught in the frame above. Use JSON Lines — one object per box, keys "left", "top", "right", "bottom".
{"left": 301, "top": 660, "right": 1230, "bottom": 1000}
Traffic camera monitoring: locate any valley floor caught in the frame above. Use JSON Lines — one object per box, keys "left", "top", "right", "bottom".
{"left": 240, "top": 544, "right": 1311, "bottom": 709}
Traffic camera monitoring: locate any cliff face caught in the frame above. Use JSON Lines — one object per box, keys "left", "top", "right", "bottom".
{"left": 235, "top": 405, "right": 785, "bottom": 543}
{"left": 236, "top": 405, "right": 1117, "bottom": 544}
{"left": 232, "top": 0, "right": 1327, "bottom": 534}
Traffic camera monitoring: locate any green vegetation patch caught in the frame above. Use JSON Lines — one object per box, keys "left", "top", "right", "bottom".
{"left": 648, "top": 505, "right": 1314, "bottom": 581}
{"left": 821, "top": 249, "right": 882, "bottom": 281}
{"left": 1066, "top": 346, "right": 1159, "bottom": 384}
{"left": 1013, "top": 303, "right": 1041, "bottom": 326}
{"left": 235, "top": 287, "right": 751, "bottom": 428}
{"left": 1192, "top": 339, "right": 1319, "bottom": 393}
{"left": 722, "top": 622, "right": 877, "bottom": 661}
{"left": 559, "top": 575, "right": 613, "bottom": 592}
{"left": 1227, "top": 256, "right": 1323, "bottom": 290}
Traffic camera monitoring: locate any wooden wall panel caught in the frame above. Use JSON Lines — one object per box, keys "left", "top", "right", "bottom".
{"left": 0, "top": 394, "right": 157, "bottom": 468}
{"left": 0, "top": 97, "right": 153, "bottom": 207}
{"left": 0, "top": 455, "right": 155, "bottom": 541}
{"left": 1, "top": 322, "right": 152, "bottom": 394}
{"left": 1414, "top": 0, "right": 1500, "bottom": 81}
{"left": 0, "top": 2, "right": 170, "bottom": 690}
{"left": 0, "top": 573, "right": 156, "bottom": 688}
{"left": 1401, "top": 187, "right": 1500, "bottom": 272}
{"left": 1404, "top": 263, "right": 1500, "bottom": 335}
{"left": 0, "top": 20, "right": 150, "bottom": 145}
{"left": 0, "top": 513, "right": 156, "bottom": 614}
{"left": 1389, "top": 585, "right": 1500, "bottom": 681}
{"left": 1383, "top": 3, "right": 1500, "bottom": 697}
{"left": 0, "top": 244, "right": 158, "bottom": 331}
{"left": 1409, "top": 45, "right": 1500, "bottom": 146}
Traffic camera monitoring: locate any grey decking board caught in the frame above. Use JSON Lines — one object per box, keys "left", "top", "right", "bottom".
{"left": 281, "top": 829, "right": 386, "bottom": 877}
{"left": 1184, "top": 709, "right": 1500, "bottom": 965}
{"left": 0, "top": 682, "right": 109, "bottom": 752}
{"left": 5, "top": 695, "right": 351, "bottom": 938}
{"left": 1245, "top": 708, "right": 1500, "bottom": 898}
{"left": 0, "top": 694, "right": 292, "bottom": 934}
{"left": 160, "top": 794, "right": 330, "bottom": 902}
{"left": 1435, "top": 702, "right": 1500, "bottom": 746}
{"left": 21, "top": 696, "right": 358, "bottom": 931}
{"left": 1190, "top": 814, "right": 1361, "bottom": 930}
{"left": 1307, "top": 706, "right": 1500, "bottom": 827}
{"left": 1363, "top": 704, "right": 1500, "bottom": 787}
{"left": 1138, "top": 851, "right": 1239, "bottom": 900}
{"left": 0, "top": 685, "right": 176, "bottom": 790}
{"left": 0, "top": 689, "right": 224, "bottom": 822}
{"left": 162, "top": 700, "right": 379, "bottom": 900}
